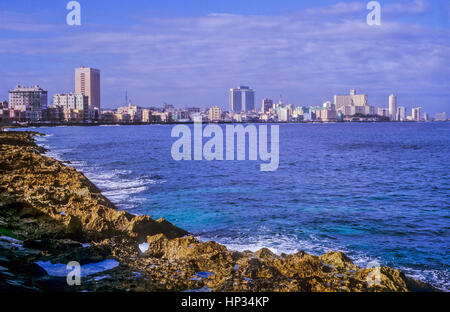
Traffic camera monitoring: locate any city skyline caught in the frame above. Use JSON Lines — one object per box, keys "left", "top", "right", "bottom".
{"left": 0, "top": 0, "right": 449, "bottom": 114}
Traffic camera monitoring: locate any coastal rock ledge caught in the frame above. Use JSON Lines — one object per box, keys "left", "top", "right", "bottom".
{"left": 0, "top": 131, "right": 437, "bottom": 292}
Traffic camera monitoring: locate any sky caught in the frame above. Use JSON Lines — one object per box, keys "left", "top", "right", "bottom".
{"left": 0, "top": 0, "right": 449, "bottom": 115}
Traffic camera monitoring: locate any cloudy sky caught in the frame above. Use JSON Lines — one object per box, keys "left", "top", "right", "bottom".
{"left": 0, "top": 0, "right": 449, "bottom": 115}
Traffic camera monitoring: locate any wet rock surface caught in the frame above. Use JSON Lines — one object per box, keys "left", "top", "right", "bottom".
{"left": 0, "top": 131, "right": 438, "bottom": 292}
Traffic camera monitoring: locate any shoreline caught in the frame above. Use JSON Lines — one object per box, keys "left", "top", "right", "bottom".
{"left": 1, "top": 119, "right": 444, "bottom": 130}
{"left": 0, "top": 131, "right": 439, "bottom": 292}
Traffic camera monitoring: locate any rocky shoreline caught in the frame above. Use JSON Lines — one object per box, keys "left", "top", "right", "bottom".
{"left": 0, "top": 131, "right": 437, "bottom": 292}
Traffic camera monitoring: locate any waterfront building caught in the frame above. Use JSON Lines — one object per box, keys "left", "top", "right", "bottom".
{"left": 44, "top": 106, "right": 63, "bottom": 123}
{"left": 343, "top": 105, "right": 374, "bottom": 116}
{"left": 117, "top": 103, "right": 142, "bottom": 122}
{"left": 292, "top": 107, "right": 304, "bottom": 119}
{"left": 0, "top": 101, "right": 10, "bottom": 124}
{"left": 142, "top": 109, "right": 152, "bottom": 123}
{"left": 8, "top": 110, "right": 27, "bottom": 123}
{"left": 75, "top": 67, "right": 100, "bottom": 110}
{"left": 101, "top": 110, "right": 115, "bottom": 123}
{"left": 152, "top": 111, "right": 171, "bottom": 123}
{"left": 334, "top": 89, "right": 373, "bottom": 117}
{"left": 233, "top": 113, "right": 242, "bottom": 122}
{"left": 396, "top": 106, "right": 406, "bottom": 121}
{"left": 389, "top": 94, "right": 397, "bottom": 121}
{"left": 53, "top": 93, "right": 88, "bottom": 111}
{"left": 172, "top": 110, "right": 189, "bottom": 122}
{"left": 209, "top": 106, "right": 222, "bottom": 121}
{"left": 191, "top": 114, "right": 203, "bottom": 123}
{"left": 334, "top": 89, "right": 368, "bottom": 111}
{"left": 322, "top": 101, "right": 335, "bottom": 110}
{"left": 187, "top": 107, "right": 200, "bottom": 114}
{"left": 435, "top": 112, "right": 447, "bottom": 121}
{"left": 278, "top": 107, "right": 289, "bottom": 122}
{"left": 261, "top": 98, "right": 273, "bottom": 113}
{"left": 114, "top": 112, "right": 131, "bottom": 123}
{"left": 162, "top": 103, "right": 174, "bottom": 112}
{"left": 412, "top": 107, "right": 422, "bottom": 121}
{"left": 377, "top": 107, "right": 389, "bottom": 118}
{"left": 8, "top": 85, "right": 48, "bottom": 122}
{"left": 229, "top": 86, "right": 255, "bottom": 112}
{"left": 319, "top": 101, "right": 337, "bottom": 122}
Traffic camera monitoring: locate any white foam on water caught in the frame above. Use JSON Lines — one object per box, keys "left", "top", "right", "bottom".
{"left": 397, "top": 266, "right": 449, "bottom": 291}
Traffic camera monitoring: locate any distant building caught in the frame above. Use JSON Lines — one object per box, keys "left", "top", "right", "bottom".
{"left": 435, "top": 112, "right": 447, "bottom": 121}
{"left": 0, "top": 101, "right": 9, "bottom": 124}
{"left": 163, "top": 103, "right": 174, "bottom": 112}
{"left": 117, "top": 103, "right": 142, "bottom": 122}
{"left": 53, "top": 93, "right": 88, "bottom": 111}
{"left": 377, "top": 107, "right": 389, "bottom": 118}
{"left": 75, "top": 67, "right": 100, "bottom": 110}
{"left": 334, "top": 89, "right": 373, "bottom": 117}
{"left": 186, "top": 107, "right": 200, "bottom": 114}
{"left": 334, "top": 89, "right": 368, "bottom": 110}
{"left": 209, "top": 106, "right": 222, "bottom": 121}
{"left": 153, "top": 111, "right": 171, "bottom": 123}
{"left": 396, "top": 106, "right": 406, "bottom": 121}
{"left": 343, "top": 105, "right": 374, "bottom": 116}
{"left": 9, "top": 85, "right": 48, "bottom": 122}
{"left": 142, "top": 109, "right": 152, "bottom": 123}
{"left": 317, "top": 101, "right": 337, "bottom": 122}
{"left": 191, "top": 114, "right": 203, "bottom": 123}
{"left": 172, "top": 110, "right": 189, "bottom": 122}
{"left": 230, "top": 86, "right": 255, "bottom": 112}
{"left": 53, "top": 93, "right": 89, "bottom": 122}
{"left": 389, "top": 94, "right": 397, "bottom": 121}
{"left": 278, "top": 107, "right": 290, "bottom": 122}
{"left": 261, "top": 98, "right": 273, "bottom": 113}
{"left": 412, "top": 107, "right": 422, "bottom": 121}
{"left": 101, "top": 110, "right": 115, "bottom": 123}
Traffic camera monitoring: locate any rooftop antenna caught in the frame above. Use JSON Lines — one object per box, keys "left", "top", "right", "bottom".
{"left": 125, "top": 90, "right": 128, "bottom": 106}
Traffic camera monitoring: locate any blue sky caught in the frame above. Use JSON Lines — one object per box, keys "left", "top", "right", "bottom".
{"left": 0, "top": 0, "right": 449, "bottom": 115}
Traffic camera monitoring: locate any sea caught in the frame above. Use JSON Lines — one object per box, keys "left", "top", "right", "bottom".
{"left": 15, "top": 122, "right": 449, "bottom": 290}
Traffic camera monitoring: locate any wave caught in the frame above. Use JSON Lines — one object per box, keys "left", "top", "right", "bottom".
{"left": 198, "top": 231, "right": 448, "bottom": 291}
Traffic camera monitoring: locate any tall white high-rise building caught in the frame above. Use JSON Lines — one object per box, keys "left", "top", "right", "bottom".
{"left": 389, "top": 94, "right": 397, "bottom": 121}
{"left": 229, "top": 86, "right": 255, "bottom": 112}
{"left": 396, "top": 106, "right": 406, "bottom": 121}
{"left": 75, "top": 67, "right": 100, "bottom": 110}
{"left": 412, "top": 107, "right": 422, "bottom": 121}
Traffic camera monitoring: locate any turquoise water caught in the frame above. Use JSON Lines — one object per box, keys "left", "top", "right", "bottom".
{"left": 19, "top": 122, "right": 449, "bottom": 290}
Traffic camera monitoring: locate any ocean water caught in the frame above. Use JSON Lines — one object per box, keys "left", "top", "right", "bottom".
{"left": 18, "top": 123, "right": 449, "bottom": 290}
